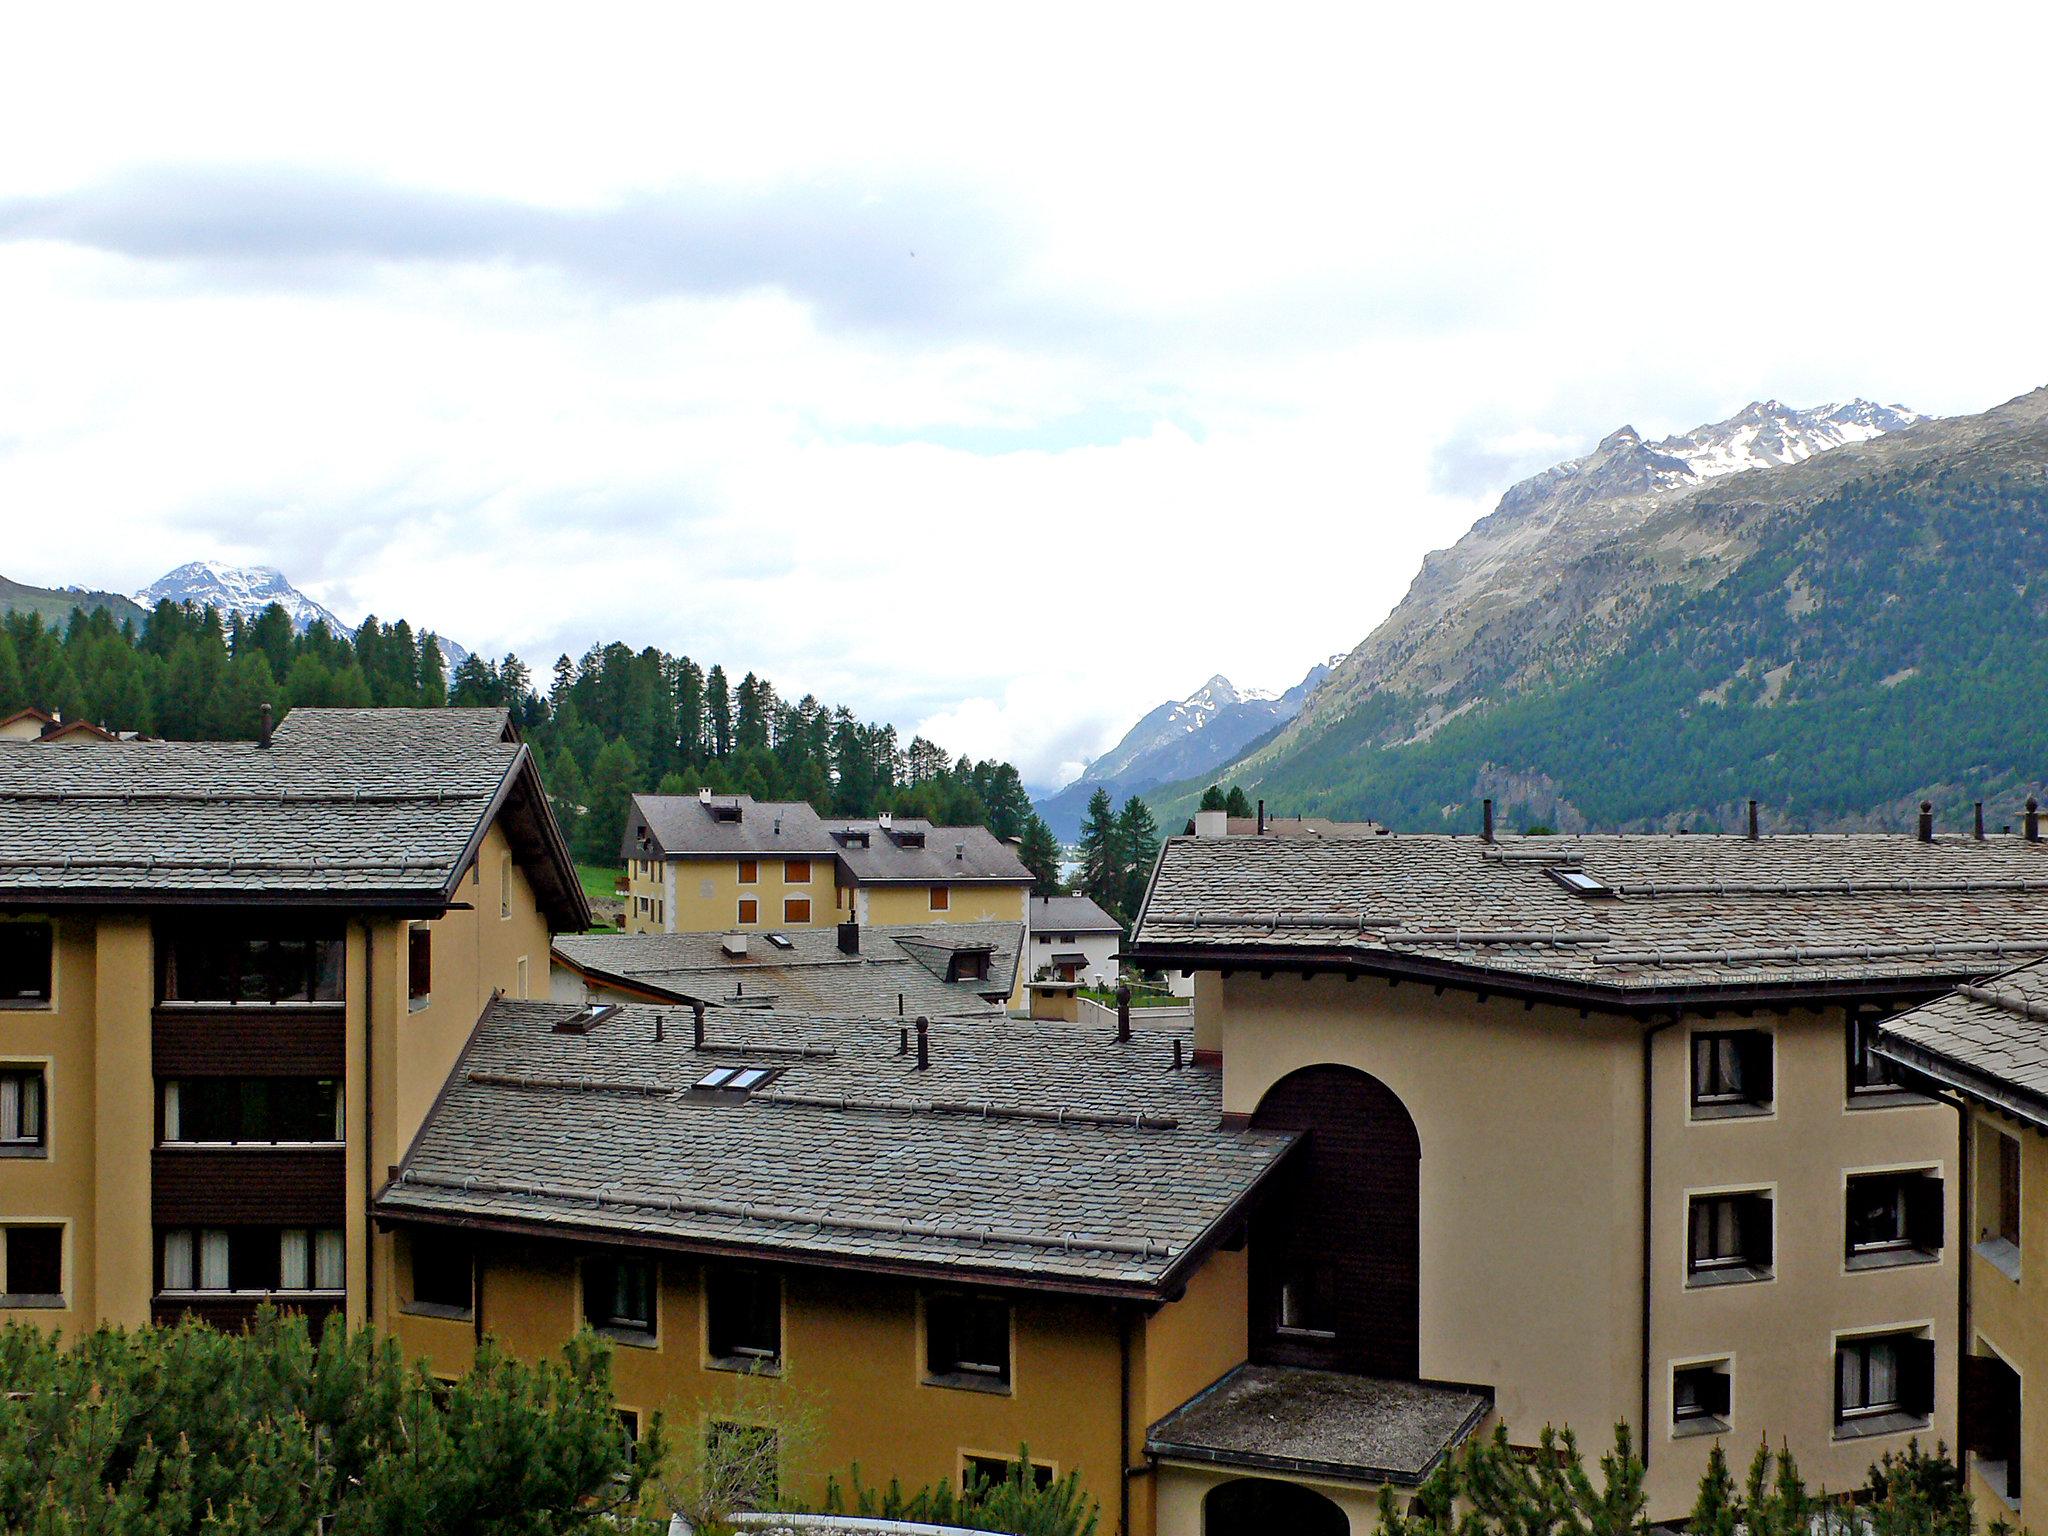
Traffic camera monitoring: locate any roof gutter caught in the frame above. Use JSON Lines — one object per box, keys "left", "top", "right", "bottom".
{"left": 1873, "top": 1036, "right": 2048, "bottom": 1132}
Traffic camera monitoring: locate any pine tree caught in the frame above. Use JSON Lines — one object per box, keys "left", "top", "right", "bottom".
{"left": 1198, "top": 785, "right": 1228, "bottom": 812}
{"left": 1018, "top": 814, "right": 1065, "bottom": 896}
{"left": 1114, "top": 797, "right": 1160, "bottom": 922}
{"left": 1224, "top": 786, "right": 1254, "bottom": 818}
{"left": 1076, "top": 790, "right": 1121, "bottom": 920}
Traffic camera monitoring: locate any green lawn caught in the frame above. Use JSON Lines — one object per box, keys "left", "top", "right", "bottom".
{"left": 576, "top": 863, "right": 622, "bottom": 904}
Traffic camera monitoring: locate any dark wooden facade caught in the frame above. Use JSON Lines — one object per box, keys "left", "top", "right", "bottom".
{"left": 152, "top": 1005, "right": 345, "bottom": 1076}
{"left": 152, "top": 1147, "right": 346, "bottom": 1226}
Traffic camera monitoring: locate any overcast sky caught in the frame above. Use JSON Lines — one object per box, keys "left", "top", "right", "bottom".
{"left": 3, "top": 5, "right": 2045, "bottom": 789}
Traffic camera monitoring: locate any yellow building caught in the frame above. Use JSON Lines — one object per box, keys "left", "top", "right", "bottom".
{"left": 1124, "top": 818, "right": 2048, "bottom": 1530}
{"left": 371, "top": 1001, "right": 1301, "bottom": 1535}
{"left": 0, "top": 706, "right": 586, "bottom": 1339}
{"left": 1876, "top": 957, "right": 2048, "bottom": 1524}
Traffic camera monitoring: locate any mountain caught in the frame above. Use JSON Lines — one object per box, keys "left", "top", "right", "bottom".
{"left": 136, "top": 561, "right": 356, "bottom": 636}
{"left": 1150, "top": 389, "right": 2048, "bottom": 833}
{"left": 1034, "top": 661, "right": 1332, "bottom": 840}
{"left": 0, "top": 574, "right": 148, "bottom": 629}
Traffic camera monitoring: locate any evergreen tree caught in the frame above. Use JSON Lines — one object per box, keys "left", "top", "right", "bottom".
{"left": 1018, "top": 814, "right": 1065, "bottom": 897}
{"left": 581, "top": 739, "right": 641, "bottom": 864}
{"left": 1114, "top": 796, "right": 1160, "bottom": 921}
{"left": 705, "top": 666, "right": 733, "bottom": 757}
{"left": 1198, "top": 785, "right": 1228, "bottom": 812}
{"left": 1076, "top": 790, "right": 1121, "bottom": 920}
{"left": 1224, "top": 786, "right": 1254, "bottom": 818}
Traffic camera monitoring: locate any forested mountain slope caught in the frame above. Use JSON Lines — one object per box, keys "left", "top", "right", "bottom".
{"left": 1155, "top": 386, "right": 2048, "bottom": 833}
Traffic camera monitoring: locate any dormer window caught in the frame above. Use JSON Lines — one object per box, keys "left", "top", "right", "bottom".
{"left": 948, "top": 950, "right": 992, "bottom": 983}
{"left": 711, "top": 802, "right": 743, "bottom": 824}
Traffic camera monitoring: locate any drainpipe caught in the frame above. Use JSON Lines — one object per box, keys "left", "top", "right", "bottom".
{"left": 1119, "top": 1304, "right": 1133, "bottom": 1536}
{"left": 362, "top": 920, "right": 375, "bottom": 1329}
{"left": 1639, "top": 1010, "right": 1681, "bottom": 1465}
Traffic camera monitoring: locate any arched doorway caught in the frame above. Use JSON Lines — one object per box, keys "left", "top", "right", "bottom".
{"left": 1204, "top": 1476, "right": 1349, "bottom": 1536}
{"left": 1249, "top": 1064, "right": 1420, "bottom": 1378}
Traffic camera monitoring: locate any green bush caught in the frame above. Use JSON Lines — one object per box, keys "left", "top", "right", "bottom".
{"left": 822, "top": 1447, "right": 1099, "bottom": 1536}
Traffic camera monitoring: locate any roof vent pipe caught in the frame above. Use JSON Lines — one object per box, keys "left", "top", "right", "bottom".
{"left": 257, "top": 703, "right": 274, "bottom": 749}
{"left": 1918, "top": 801, "right": 1935, "bottom": 842}
{"left": 1482, "top": 798, "right": 1495, "bottom": 844}
{"left": 1747, "top": 799, "right": 1759, "bottom": 841}
{"left": 2028, "top": 797, "right": 2041, "bottom": 844}
{"left": 1257, "top": 799, "right": 1267, "bottom": 837}
{"left": 692, "top": 1002, "right": 706, "bottom": 1049}
{"left": 1116, "top": 982, "right": 1132, "bottom": 1042}
{"left": 1976, "top": 802, "right": 1987, "bottom": 841}
{"left": 898, "top": 1026, "right": 909, "bottom": 1056}
{"left": 654, "top": 1013, "right": 665, "bottom": 1043}
{"left": 915, "top": 1017, "right": 930, "bottom": 1071}
{"left": 1172, "top": 1037, "right": 1184, "bottom": 1071}
{"left": 955, "top": 841, "right": 965, "bottom": 861}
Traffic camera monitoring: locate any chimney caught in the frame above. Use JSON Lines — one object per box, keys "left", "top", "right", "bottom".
{"left": 1747, "top": 799, "right": 1759, "bottom": 841}
{"left": 915, "top": 1017, "right": 930, "bottom": 1071}
{"left": 2028, "top": 797, "right": 2041, "bottom": 844}
{"left": 1116, "top": 982, "right": 1131, "bottom": 1042}
{"left": 1917, "top": 801, "right": 1934, "bottom": 842}
{"left": 257, "top": 703, "right": 274, "bottom": 749}
{"left": 878, "top": 811, "right": 893, "bottom": 831}
{"left": 773, "top": 815, "right": 783, "bottom": 837}
{"left": 654, "top": 1014, "right": 665, "bottom": 1043}
{"left": 1482, "top": 798, "right": 1495, "bottom": 844}
{"left": 1193, "top": 809, "right": 1228, "bottom": 839}
{"left": 838, "top": 918, "right": 860, "bottom": 955}
{"left": 898, "top": 1026, "right": 909, "bottom": 1055}
{"left": 1172, "top": 1038, "right": 1184, "bottom": 1070}
{"left": 1256, "top": 799, "right": 1267, "bottom": 837}
{"left": 955, "top": 841, "right": 965, "bottom": 861}
{"left": 1976, "top": 801, "right": 1987, "bottom": 841}
{"left": 721, "top": 933, "right": 749, "bottom": 958}
{"left": 698, "top": 787, "right": 713, "bottom": 804}
{"left": 692, "top": 1002, "right": 706, "bottom": 1049}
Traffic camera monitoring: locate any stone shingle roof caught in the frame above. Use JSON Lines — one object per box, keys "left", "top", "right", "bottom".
{"left": 625, "top": 795, "right": 837, "bottom": 860}
{"left": 827, "top": 820, "right": 1033, "bottom": 886}
{"left": 1132, "top": 832, "right": 2048, "bottom": 1003}
{"left": 376, "top": 998, "right": 1295, "bottom": 1295}
{"left": 1874, "top": 958, "right": 2048, "bottom": 1127}
{"left": 1027, "top": 895, "right": 1122, "bottom": 934}
{"left": 0, "top": 707, "right": 586, "bottom": 926}
{"left": 552, "top": 921, "right": 1021, "bottom": 1018}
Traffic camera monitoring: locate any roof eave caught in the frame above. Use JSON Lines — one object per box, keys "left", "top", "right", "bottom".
{"left": 1872, "top": 1034, "right": 2048, "bottom": 1130}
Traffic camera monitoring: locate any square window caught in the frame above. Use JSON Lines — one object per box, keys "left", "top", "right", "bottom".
{"left": 1848, "top": 1010, "right": 1904, "bottom": 1095}
{"left": 1691, "top": 1031, "right": 1773, "bottom": 1116}
{"left": 1687, "top": 1191, "right": 1773, "bottom": 1284}
{"left": 2, "top": 1225, "right": 61, "bottom": 1301}
{"left": 737, "top": 861, "right": 759, "bottom": 885}
{"left": 0, "top": 1068, "right": 45, "bottom": 1153}
{"left": 783, "top": 898, "right": 811, "bottom": 924}
{"left": 962, "top": 1453, "right": 1055, "bottom": 1494}
{"left": 706, "top": 1265, "right": 781, "bottom": 1366}
{"left": 784, "top": 860, "right": 811, "bottom": 884}
{"left": 1673, "top": 1360, "right": 1732, "bottom": 1435}
{"left": 925, "top": 1293, "right": 1010, "bottom": 1388}
{"left": 1836, "top": 1331, "right": 1934, "bottom": 1430}
{"left": 929, "top": 887, "right": 951, "bottom": 912}
{"left": 1846, "top": 1171, "right": 1943, "bottom": 1266}
{"left": 584, "top": 1254, "right": 656, "bottom": 1342}
{"left": 0, "top": 923, "right": 52, "bottom": 1005}
{"left": 737, "top": 898, "right": 759, "bottom": 926}
{"left": 409, "top": 1231, "right": 475, "bottom": 1314}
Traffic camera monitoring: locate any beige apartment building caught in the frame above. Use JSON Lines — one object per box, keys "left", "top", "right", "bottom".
{"left": 0, "top": 707, "right": 586, "bottom": 1337}
{"left": 1127, "top": 817, "right": 2048, "bottom": 1528}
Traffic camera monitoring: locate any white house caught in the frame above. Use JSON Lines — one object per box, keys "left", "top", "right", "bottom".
{"left": 1025, "top": 893, "right": 1122, "bottom": 987}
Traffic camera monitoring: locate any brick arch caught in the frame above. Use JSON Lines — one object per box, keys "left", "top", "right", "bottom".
{"left": 1249, "top": 1064, "right": 1420, "bottom": 1379}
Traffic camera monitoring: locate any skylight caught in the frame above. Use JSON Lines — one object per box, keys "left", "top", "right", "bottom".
{"left": 694, "top": 1064, "right": 779, "bottom": 1092}
{"left": 765, "top": 933, "right": 795, "bottom": 950}
{"left": 1547, "top": 868, "right": 1614, "bottom": 897}
{"left": 729, "top": 1067, "right": 771, "bottom": 1089}
{"left": 695, "top": 1068, "right": 738, "bottom": 1089}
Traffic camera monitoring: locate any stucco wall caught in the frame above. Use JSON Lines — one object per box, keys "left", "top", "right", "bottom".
{"left": 1961, "top": 1103, "right": 2041, "bottom": 1522}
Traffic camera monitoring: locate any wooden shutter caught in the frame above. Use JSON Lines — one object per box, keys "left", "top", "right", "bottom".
{"left": 2000, "top": 1134, "right": 2022, "bottom": 1241}
{"left": 925, "top": 1295, "right": 958, "bottom": 1375}
{"left": 1702, "top": 1367, "right": 1732, "bottom": 1419}
{"left": 1961, "top": 1353, "right": 2007, "bottom": 1455}
{"left": 1739, "top": 1193, "right": 1774, "bottom": 1269}
{"left": 1905, "top": 1173, "right": 1945, "bottom": 1252}
{"left": 1739, "top": 1032, "right": 1775, "bottom": 1104}
{"left": 1898, "top": 1335, "right": 1936, "bottom": 1417}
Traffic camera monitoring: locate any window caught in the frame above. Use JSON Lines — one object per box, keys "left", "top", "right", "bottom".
{"left": 408, "top": 1231, "right": 474, "bottom": 1316}
{"left": 0, "top": 923, "right": 52, "bottom": 1006}
{"left": 1835, "top": 1331, "right": 1935, "bottom": 1433}
{"left": 1276, "top": 1256, "right": 1336, "bottom": 1337}
{"left": 1846, "top": 1171, "right": 1943, "bottom": 1267}
{"left": 737, "top": 898, "right": 759, "bottom": 925}
{"left": 0, "top": 1225, "right": 62, "bottom": 1304}
{"left": 499, "top": 856, "right": 513, "bottom": 920}
{"left": 704, "top": 1421, "right": 777, "bottom": 1509}
{"left": 1546, "top": 867, "right": 1613, "bottom": 896}
{"left": 784, "top": 860, "right": 811, "bottom": 884}
{"left": 962, "top": 1453, "right": 1055, "bottom": 1494}
{"left": 616, "top": 1408, "right": 641, "bottom": 1465}
{"left": 1848, "top": 1010, "right": 1904, "bottom": 1096}
{"left": 1687, "top": 1191, "right": 1773, "bottom": 1284}
{"left": 929, "top": 886, "right": 951, "bottom": 912}
{"left": 783, "top": 898, "right": 811, "bottom": 924}
{"left": 925, "top": 1293, "right": 1011, "bottom": 1389}
{"left": 1673, "top": 1360, "right": 1732, "bottom": 1436}
{"left": 1998, "top": 1133, "right": 2022, "bottom": 1245}
{"left": 157, "top": 927, "right": 344, "bottom": 1005}
{"left": 584, "top": 1254, "right": 656, "bottom": 1342}
{"left": 706, "top": 1266, "right": 781, "bottom": 1368}
{"left": 1690, "top": 1030, "right": 1773, "bottom": 1116}
{"left": 515, "top": 955, "right": 529, "bottom": 998}
{"left": 0, "top": 1069, "right": 45, "bottom": 1155}
{"left": 737, "top": 860, "right": 759, "bottom": 885}
{"left": 159, "top": 1227, "right": 341, "bottom": 1293}
{"left": 408, "top": 925, "right": 432, "bottom": 1010}
{"left": 162, "top": 1079, "right": 342, "bottom": 1144}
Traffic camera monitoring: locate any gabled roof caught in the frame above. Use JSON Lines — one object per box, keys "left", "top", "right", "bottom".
{"left": 0, "top": 706, "right": 587, "bottom": 927}
{"left": 1029, "top": 894, "right": 1122, "bottom": 934}
{"left": 624, "top": 794, "right": 837, "bottom": 860}
{"left": 827, "top": 820, "right": 1032, "bottom": 885}
{"left": 1875, "top": 958, "right": 2048, "bottom": 1127}
{"left": 1131, "top": 830, "right": 2048, "bottom": 1007}
{"left": 552, "top": 921, "right": 1022, "bottom": 1018}
{"left": 0, "top": 707, "right": 57, "bottom": 731}
{"left": 375, "top": 998, "right": 1296, "bottom": 1297}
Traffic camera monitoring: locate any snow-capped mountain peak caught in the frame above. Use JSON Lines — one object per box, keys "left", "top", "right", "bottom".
{"left": 1653, "top": 399, "right": 1920, "bottom": 483}
{"left": 136, "top": 561, "right": 356, "bottom": 637}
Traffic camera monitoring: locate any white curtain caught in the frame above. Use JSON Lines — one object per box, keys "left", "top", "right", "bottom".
{"left": 198, "top": 1230, "right": 229, "bottom": 1290}
{"left": 329, "top": 1081, "right": 344, "bottom": 1143}
{"left": 279, "top": 1229, "right": 309, "bottom": 1291}
{"left": 163, "top": 1230, "right": 194, "bottom": 1291}
{"left": 162, "top": 1081, "right": 180, "bottom": 1142}
{"left": 313, "top": 1230, "right": 344, "bottom": 1291}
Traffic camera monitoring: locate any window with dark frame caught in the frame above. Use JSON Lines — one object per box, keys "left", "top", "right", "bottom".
{"left": 706, "top": 1265, "right": 781, "bottom": 1366}
{"left": 162, "top": 1078, "right": 342, "bottom": 1144}
{"left": 1848, "top": 1010, "right": 1903, "bottom": 1095}
{"left": 1, "top": 1225, "right": 62, "bottom": 1301}
{"left": 1673, "top": 1361, "right": 1732, "bottom": 1432}
{"left": 925, "top": 1292, "right": 1011, "bottom": 1387}
{"left": 0, "top": 1068, "right": 45, "bottom": 1153}
{"left": 157, "top": 927, "right": 344, "bottom": 1005}
{"left": 584, "top": 1254, "right": 656, "bottom": 1340}
{"left": 409, "top": 1231, "right": 475, "bottom": 1314}
{"left": 408, "top": 925, "right": 432, "bottom": 1008}
{"left": 962, "top": 1453, "right": 1055, "bottom": 1494}
{"left": 1691, "top": 1030, "right": 1773, "bottom": 1114}
{"left": 616, "top": 1408, "right": 640, "bottom": 1465}
{"left": 157, "top": 1226, "right": 342, "bottom": 1293}
{"left": 1836, "top": 1332, "right": 1935, "bottom": 1426}
{"left": 1276, "top": 1255, "right": 1337, "bottom": 1337}
{"left": 1997, "top": 1133, "right": 2021, "bottom": 1246}
{"left": 1687, "top": 1191, "right": 1773, "bottom": 1281}
{"left": 0, "top": 924, "right": 52, "bottom": 1005}
{"left": 1846, "top": 1171, "right": 1943, "bottom": 1263}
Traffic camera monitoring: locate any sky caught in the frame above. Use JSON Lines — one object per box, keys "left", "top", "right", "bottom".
{"left": 3, "top": 5, "right": 2046, "bottom": 791}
